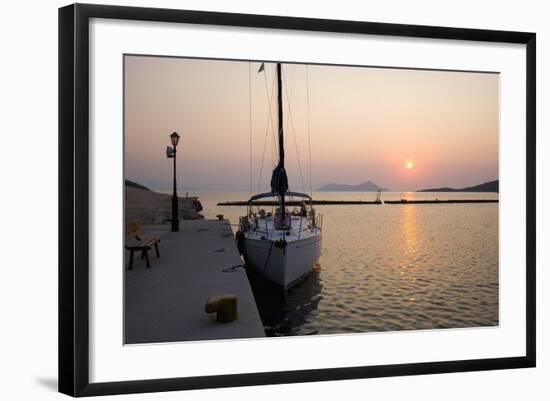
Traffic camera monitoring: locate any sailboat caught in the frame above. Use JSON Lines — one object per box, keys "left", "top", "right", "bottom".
{"left": 236, "top": 63, "right": 323, "bottom": 289}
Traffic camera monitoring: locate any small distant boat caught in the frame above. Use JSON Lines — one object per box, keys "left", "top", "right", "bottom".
{"left": 236, "top": 63, "right": 323, "bottom": 289}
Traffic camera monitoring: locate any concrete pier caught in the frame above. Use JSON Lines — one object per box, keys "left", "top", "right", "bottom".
{"left": 124, "top": 219, "right": 265, "bottom": 344}
{"left": 218, "top": 199, "right": 382, "bottom": 206}
{"left": 384, "top": 199, "right": 498, "bottom": 204}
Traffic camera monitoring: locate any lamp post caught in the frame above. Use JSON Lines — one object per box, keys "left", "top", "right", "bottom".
{"left": 169, "top": 132, "right": 180, "bottom": 232}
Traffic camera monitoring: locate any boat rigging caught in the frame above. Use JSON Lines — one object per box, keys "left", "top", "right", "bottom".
{"left": 237, "top": 62, "right": 323, "bottom": 289}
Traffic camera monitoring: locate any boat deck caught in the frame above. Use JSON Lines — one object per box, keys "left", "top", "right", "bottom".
{"left": 125, "top": 219, "right": 265, "bottom": 344}
{"left": 244, "top": 215, "right": 321, "bottom": 242}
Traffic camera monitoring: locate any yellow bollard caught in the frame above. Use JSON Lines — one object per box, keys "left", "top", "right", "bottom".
{"left": 205, "top": 294, "right": 238, "bottom": 323}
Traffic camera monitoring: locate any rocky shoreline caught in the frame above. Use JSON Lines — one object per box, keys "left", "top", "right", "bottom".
{"left": 125, "top": 186, "right": 203, "bottom": 225}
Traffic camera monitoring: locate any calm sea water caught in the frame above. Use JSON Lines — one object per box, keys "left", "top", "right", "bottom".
{"left": 192, "top": 191, "right": 499, "bottom": 336}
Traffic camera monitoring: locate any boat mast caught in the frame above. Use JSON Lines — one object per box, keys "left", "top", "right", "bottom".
{"left": 268, "top": 62, "right": 289, "bottom": 222}
{"left": 276, "top": 63, "right": 286, "bottom": 219}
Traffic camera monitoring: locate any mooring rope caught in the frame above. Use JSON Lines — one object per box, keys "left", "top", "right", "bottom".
{"left": 262, "top": 241, "right": 275, "bottom": 272}
{"left": 222, "top": 264, "right": 244, "bottom": 273}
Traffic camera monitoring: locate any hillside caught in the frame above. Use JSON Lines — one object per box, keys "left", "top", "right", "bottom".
{"left": 125, "top": 179, "right": 150, "bottom": 191}
{"left": 419, "top": 180, "right": 499, "bottom": 193}
{"left": 317, "top": 181, "right": 388, "bottom": 192}
{"left": 125, "top": 183, "right": 203, "bottom": 224}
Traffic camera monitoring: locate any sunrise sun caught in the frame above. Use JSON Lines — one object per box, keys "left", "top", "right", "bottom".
{"left": 406, "top": 161, "right": 414, "bottom": 169}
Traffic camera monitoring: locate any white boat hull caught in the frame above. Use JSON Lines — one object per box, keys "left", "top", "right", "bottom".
{"left": 243, "top": 234, "right": 322, "bottom": 289}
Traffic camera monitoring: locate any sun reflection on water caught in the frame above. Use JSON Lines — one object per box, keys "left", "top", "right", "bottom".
{"left": 401, "top": 205, "right": 420, "bottom": 259}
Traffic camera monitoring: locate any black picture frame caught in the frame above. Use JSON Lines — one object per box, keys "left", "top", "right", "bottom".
{"left": 59, "top": 3, "right": 536, "bottom": 397}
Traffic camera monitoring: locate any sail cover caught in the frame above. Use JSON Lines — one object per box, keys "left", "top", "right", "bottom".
{"left": 270, "top": 165, "right": 288, "bottom": 195}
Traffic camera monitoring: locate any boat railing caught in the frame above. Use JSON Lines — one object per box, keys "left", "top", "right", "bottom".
{"left": 245, "top": 208, "right": 322, "bottom": 239}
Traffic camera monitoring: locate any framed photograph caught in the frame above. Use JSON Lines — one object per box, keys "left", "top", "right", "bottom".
{"left": 58, "top": 3, "right": 536, "bottom": 397}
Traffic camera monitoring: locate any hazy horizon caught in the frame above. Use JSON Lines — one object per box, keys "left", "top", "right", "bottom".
{"left": 125, "top": 178, "right": 498, "bottom": 193}
{"left": 125, "top": 55, "right": 499, "bottom": 192}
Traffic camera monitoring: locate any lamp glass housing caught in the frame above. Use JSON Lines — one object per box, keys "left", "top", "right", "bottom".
{"left": 170, "top": 132, "right": 180, "bottom": 146}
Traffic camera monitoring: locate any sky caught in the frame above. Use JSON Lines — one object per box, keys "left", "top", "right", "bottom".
{"left": 124, "top": 55, "right": 499, "bottom": 192}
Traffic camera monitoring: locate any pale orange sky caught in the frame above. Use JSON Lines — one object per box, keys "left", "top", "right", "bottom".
{"left": 124, "top": 55, "right": 498, "bottom": 192}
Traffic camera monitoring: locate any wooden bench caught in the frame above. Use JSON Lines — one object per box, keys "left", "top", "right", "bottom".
{"left": 125, "top": 222, "right": 160, "bottom": 269}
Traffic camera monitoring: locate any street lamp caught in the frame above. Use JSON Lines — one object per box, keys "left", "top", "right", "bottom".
{"left": 168, "top": 132, "right": 181, "bottom": 232}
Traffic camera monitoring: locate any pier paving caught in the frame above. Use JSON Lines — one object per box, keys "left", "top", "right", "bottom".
{"left": 125, "top": 219, "right": 265, "bottom": 344}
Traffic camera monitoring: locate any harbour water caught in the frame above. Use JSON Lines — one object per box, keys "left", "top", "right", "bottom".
{"left": 194, "top": 191, "right": 499, "bottom": 336}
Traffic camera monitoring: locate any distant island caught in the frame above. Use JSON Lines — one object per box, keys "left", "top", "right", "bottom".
{"left": 419, "top": 180, "right": 499, "bottom": 193}
{"left": 317, "top": 181, "right": 388, "bottom": 192}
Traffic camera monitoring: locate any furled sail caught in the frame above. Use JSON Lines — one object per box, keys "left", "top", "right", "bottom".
{"left": 270, "top": 164, "right": 288, "bottom": 195}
